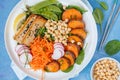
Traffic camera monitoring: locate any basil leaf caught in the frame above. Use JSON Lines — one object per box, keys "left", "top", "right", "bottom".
{"left": 62, "top": 65, "right": 74, "bottom": 73}
{"left": 93, "top": 8, "right": 104, "bottom": 24}
{"left": 99, "top": 2, "right": 108, "bottom": 10}
{"left": 93, "top": 8, "right": 104, "bottom": 31}
{"left": 75, "top": 49, "right": 85, "bottom": 65}
{"left": 104, "top": 40, "right": 120, "bottom": 56}
{"left": 50, "top": 34, "right": 55, "bottom": 41}
{"left": 96, "top": 0, "right": 108, "bottom": 10}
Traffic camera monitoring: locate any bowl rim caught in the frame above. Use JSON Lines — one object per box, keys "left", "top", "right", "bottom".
{"left": 90, "top": 57, "right": 120, "bottom": 80}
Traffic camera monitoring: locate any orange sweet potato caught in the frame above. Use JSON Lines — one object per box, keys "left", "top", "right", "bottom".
{"left": 64, "top": 51, "right": 75, "bottom": 65}
{"left": 45, "top": 61, "right": 60, "bottom": 72}
{"left": 58, "top": 57, "right": 71, "bottom": 71}
{"left": 70, "top": 29, "right": 87, "bottom": 40}
{"left": 68, "top": 20, "right": 85, "bottom": 29}
{"left": 68, "top": 35, "right": 82, "bottom": 42}
{"left": 68, "top": 35, "right": 83, "bottom": 48}
{"left": 65, "top": 43, "right": 79, "bottom": 58}
{"left": 62, "top": 9, "right": 82, "bottom": 21}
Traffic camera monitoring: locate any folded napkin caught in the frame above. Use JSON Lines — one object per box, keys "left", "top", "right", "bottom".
{"left": 11, "top": 0, "right": 93, "bottom": 80}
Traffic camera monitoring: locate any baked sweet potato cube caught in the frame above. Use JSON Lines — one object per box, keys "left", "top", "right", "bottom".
{"left": 68, "top": 20, "right": 85, "bottom": 29}
{"left": 68, "top": 35, "right": 83, "bottom": 48}
{"left": 58, "top": 57, "right": 71, "bottom": 71}
{"left": 45, "top": 61, "right": 60, "bottom": 72}
{"left": 62, "top": 9, "right": 82, "bottom": 21}
{"left": 64, "top": 51, "right": 75, "bottom": 65}
{"left": 65, "top": 43, "right": 79, "bottom": 58}
{"left": 70, "top": 29, "right": 87, "bottom": 40}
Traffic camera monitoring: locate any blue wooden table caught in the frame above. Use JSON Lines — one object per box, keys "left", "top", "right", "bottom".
{"left": 0, "top": 0, "right": 120, "bottom": 80}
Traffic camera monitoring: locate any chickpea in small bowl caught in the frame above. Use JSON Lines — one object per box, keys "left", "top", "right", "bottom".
{"left": 91, "top": 57, "right": 120, "bottom": 80}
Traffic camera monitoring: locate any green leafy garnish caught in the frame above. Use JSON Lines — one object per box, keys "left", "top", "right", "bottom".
{"left": 35, "top": 27, "right": 47, "bottom": 37}
{"left": 99, "top": 2, "right": 108, "bottom": 10}
{"left": 54, "top": 3, "right": 63, "bottom": 11}
{"left": 97, "top": 0, "right": 108, "bottom": 10}
{"left": 93, "top": 8, "right": 104, "bottom": 32}
{"left": 75, "top": 49, "right": 85, "bottom": 65}
{"left": 66, "top": 5, "right": 87, "bottom": 14}
{"left": 48, "top": 34, "right": 55, "bottom": 41}
{"left": 62, "top": 65, "right": 74, "bottom": 73}
{"left": 104, "top": 40, "right": 120, "bottom": 56}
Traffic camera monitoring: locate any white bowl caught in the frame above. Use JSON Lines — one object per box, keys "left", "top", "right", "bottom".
{"left": 91, "top": 57, "right": 120, "bottom": 80}
{"left": 4, "top": 0, "right": 97, "bottom": 80}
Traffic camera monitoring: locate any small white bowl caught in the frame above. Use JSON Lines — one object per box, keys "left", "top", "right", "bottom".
{"left": 91, "top": 57, "right": 120, "bottom": 80}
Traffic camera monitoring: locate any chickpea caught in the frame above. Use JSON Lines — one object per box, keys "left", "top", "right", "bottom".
{"left": 61, "top": 26, "right": 65, "bottom": 30}
{"left": 45, "top": 20, "right": 71, "bottom": 45}
{"left": 77, "top": 42, "right": 82, "bottom": 46}
{"left": 53, "top": 25, "right": 57, "bottom": 29}
{"left": 55, "top": 39, "right": 59, "bottom": 43}
{"left": 93, "top": 59, "right": 120, "bottom": 80}
{"left": 61, "top": 30, "right": 65, "bottom": 33}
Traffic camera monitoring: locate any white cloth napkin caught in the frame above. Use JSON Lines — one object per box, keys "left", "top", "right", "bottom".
{"left": 11, "top": 0, "right": 93, "bottom": 80}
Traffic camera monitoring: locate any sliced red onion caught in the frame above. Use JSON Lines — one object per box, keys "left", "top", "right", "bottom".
{"left": 56, "top": 48, "right": 64, "bottom": 56}
{"left": 54, "top": 43, "right": 64, "bottom": 50}
{"left": 15, "top": 45, "right": 29, "bottom": 52}
{"left": 18, "top": 50, "right": 30, "bottom": 56}
{"left": 52, "top": 49, "right": 63, "bottom": 60}
{"left": 54, "top": 45, "right": 64, "bottom": 50}
{"left": 19, "top": 53, "right": 32, "bottom": 64}
{"left": 54, "top": 42, "right": 63, "bottom": 47}
{"left": 15, "top": 45, "right": 30, "bottom": 55}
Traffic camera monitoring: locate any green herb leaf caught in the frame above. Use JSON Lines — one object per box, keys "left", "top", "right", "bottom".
{"left": 66, "top": 5, "right": 87, "bottom": 14}
{"left": 93, "top": 8, "right": 104, "bottom": 24}
{"left": 97, "top": 0, "right": 108, "bottom": 10}
{"left": 48, "top": 34, "right": 55, "bottom": 41}
{"left": 62, "top": 65, "right": 74, "bottom": 73}
{"left": 75, "top": 49, "right": 85, "bottom": 65}
{"left": 35, "top": 27, "right": 47, "bottom": 37}
{"left": 93, "top": 8, "right": 104, "bottom": 32}
{"left": 99, "top": 2, "right": 108, "bottom": 10}
{"left": 104, "top": 40, "right": 120, "bottom": 56}
{"left": 54, "top": 3, "right": 63, "bottom": 11}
